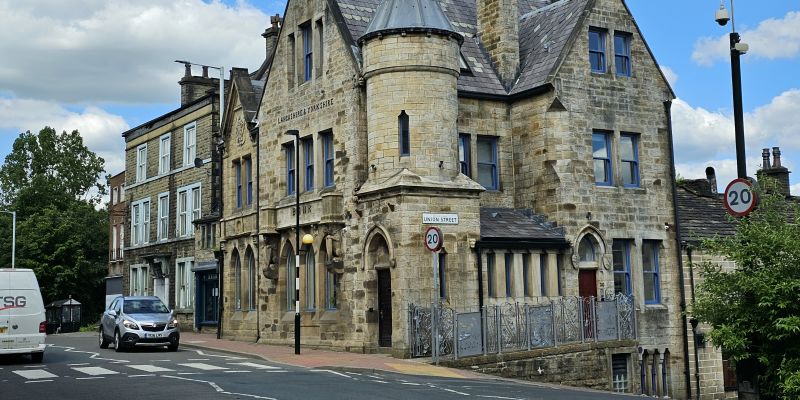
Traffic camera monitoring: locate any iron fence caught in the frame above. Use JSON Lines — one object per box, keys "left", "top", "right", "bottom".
{"left": 409, "top": 294, "right": 636, "bottom": 362}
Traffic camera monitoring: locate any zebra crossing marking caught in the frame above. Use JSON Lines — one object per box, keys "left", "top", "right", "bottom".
{"left": 128, "top": 364, "right": 174, "bottom": 373}
{"left": 179, "top": 363, "right": 228, "bottom": 371}
{"left": 227, "top": 362, "right": 281, "bottom": 370}
{"left": 13, "top": 369, "right": 57, "bottom": 380}
{"left": 72, "top": 366, "right": 119, "bottom": 376}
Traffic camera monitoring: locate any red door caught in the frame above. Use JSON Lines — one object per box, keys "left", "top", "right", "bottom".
{"left": 578, "top": 270, "right": 597, "bottom": 339}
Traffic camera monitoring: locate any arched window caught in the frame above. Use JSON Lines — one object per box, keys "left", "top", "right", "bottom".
{"left": 232, "top": 250, "right": 241, "bottom": 310}
{"left": 398, "top": 111, "right": 409, "bottom": 156}
{"left": 247, "top": 248, "right": 256, "bottom": 310}
{"left": 305, "top": 250, "right": 315, "bottom": 310}
{"left": 578, "top": 235, "right": 597, "bottom": 262}
{"left": 287, "top": 246, "right": 296, "bottom": 311}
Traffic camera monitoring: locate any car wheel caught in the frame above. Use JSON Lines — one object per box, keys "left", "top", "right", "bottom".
{"left": 168, "top": 339, "right": 179, "bottom": 352}
{"left": 31, "top": 352, "right": 43, "bottom": 363}
{"left": 114, "top": 330, "right": 125, "bottom": 352}
{"left": 99, "top": 327, "right": 110, "bottom": 349}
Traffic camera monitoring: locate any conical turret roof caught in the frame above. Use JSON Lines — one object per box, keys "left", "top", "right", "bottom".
{"left": 360, "top": 0, "right": 462, "bottom": 43}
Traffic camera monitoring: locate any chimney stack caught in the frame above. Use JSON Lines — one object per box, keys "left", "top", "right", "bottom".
{"left": 263, "top": 14, "right": 281, "bottom": 59}
{"left": 757, "top": 146, "right": 791, "bottom": 197}
{"left": 179, "top": 66, "right": 218, "bottom": 106}
{"left": 477, "top": 0, "right": 520, "bottom": 89}
{"left": 705, "top": 167, "right": 717, "bottom": 194}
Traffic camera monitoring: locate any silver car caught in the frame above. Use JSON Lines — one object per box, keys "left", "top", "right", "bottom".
{"left": 99, "top": 296, "right": 180, "bottom": 352}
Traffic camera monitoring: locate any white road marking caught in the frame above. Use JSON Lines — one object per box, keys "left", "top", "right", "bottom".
{"left": 129, "top": 374, "right": 156, "bottom": 378}
{"left": 401, "top": 382, "right": 422, "bottom": 386}
{"left": 128, "top": 364, "right": 174, "bottom": 373}
{"left": 190, "top": 349, "right": 246, "bottom": 360}
{"left": 177, "top": 372, "right": 203, "bottom": 375}
{"left": 188, "top": 358, "right": 210, "bottom": 361}
{"left": 76, "top": 377, "right": 104, "bottom": 380}
{"left": 476, "top": 396, "right": 524, "bottom": 400}
{"left": 227, "top": 362, "right": 281, "bottom": 370}
{"left": 224, "top": 370, "right": 252, "bottom": 374}
{"left": 73, "top": 366, "right": 119, "bottom": 376}
{"left": 265, "top": 371, "right": 289, "bottom": 373}
{"left": 13, "top": 370, "right": 57, "bottom": 380}
{"left": 22, "top": 365, "right": 42, "bottom": 368}
{"left": 68, "top": 363, "right": 90, "bottom": 366}
{"left": 179, "top": 363, "right": 228, "bottom": 371}
{"left": 24, "top": 380, "right": 53, "bottom": 383}
{"left": 49, "top": 344, "right": 128, "bottom": 363}
{"left": 441, "top": 388, "right": 471, "bottom": 396}
{"left": 163, "top": 375, "right": 278, "bottom": 400}
{"left": 310, "top": 369, "right": 352, "bottom": 379}
{"left": 371, "top": 380, "right": 389, "bottom": 384}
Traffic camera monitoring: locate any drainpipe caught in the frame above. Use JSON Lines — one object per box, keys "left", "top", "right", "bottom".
{"left": 687, "top": 246, "right": 701, "bottom": 399}
{"left": 665, "top": 100, "right": 693, "bottom": 399}
{"left": 254, "top": 127, "right": 261, "bottom": 343}
{"left": 475, "top": 243, "right": 485, "bottom": 353}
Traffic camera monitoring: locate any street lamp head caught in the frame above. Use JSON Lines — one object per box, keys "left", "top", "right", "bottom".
{"left": 302, "top": 233, "right": 314, "bottom": 245}
{"left": 715, "top": 3, "right": 730, "bottom": 26}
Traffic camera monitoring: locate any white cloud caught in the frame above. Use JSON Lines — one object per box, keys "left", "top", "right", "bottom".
{"left": 0, "top": 0, "right": 278, "bottom": 104}
{"left": 692, "top": 11, "right": 800, "bottom": 66}
{"left": 0, "top": 97, "right": 129, "bottom": 174}
{"left": 792, "top": 183, "right": 800, "bottom": 196}
{"left": 660, "top": 66, "right": 678, "bottom": 87}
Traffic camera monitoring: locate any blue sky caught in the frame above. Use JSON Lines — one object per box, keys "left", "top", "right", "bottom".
{"left": 0, "top": 0, "right": 798, "bottom": 194}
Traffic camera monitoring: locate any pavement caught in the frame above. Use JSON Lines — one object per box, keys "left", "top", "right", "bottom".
{"left": 179, "top": 331, "right": 485, "bottom": 380}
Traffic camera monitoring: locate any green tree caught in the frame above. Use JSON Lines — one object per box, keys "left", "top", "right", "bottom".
{"left": 0, "top": 127, "right": 109, "bottom": 317}
{"left": 692, "top": 182, "right": 800, "bottom": 399}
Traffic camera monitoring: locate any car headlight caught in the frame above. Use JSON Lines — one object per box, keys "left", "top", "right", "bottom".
{"left": 168, "top": 319, "right": 179, "bottom": 329}
{"left": 123, "top": 320, "right": 140, "bottom": 330}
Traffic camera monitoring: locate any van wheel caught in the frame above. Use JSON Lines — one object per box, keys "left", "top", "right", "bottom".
{"left": 114, "top": 330, "right": 125, "bottom": 352}
{"left": 31, "top": 352, "right": 43, "bottom": 363}
{"left": 99, "top": 327, "right": 110, "bottom": 349}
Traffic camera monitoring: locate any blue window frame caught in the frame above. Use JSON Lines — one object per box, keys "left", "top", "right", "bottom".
{"left": 614, "top": 33, "right": 631, "bottom": 77}
{"left": 589, "top": 29, "right": 606, "bottom": 73}
{"left": 540, "top": 253, "right": 547, "bottom": 296}
{"left": 487, "top": 253, "right": 495, "bottom": 298}
{"left": 504, "top": 253, "right": 513, "bottom": 297}
{"left": 285, "top": 143, "right": 295, "bottom": 195}
{"left": 322, "top": 132, "right": 334, "bottom": 187}
{"left": 593, "top": 131, "right": 613, "bottom": 186}
{"left": 477, "top": 136, "right": 498, "bottom": 190}
{"left": 620, "top": 133, "right": 639, "bottom": 187}
{"left": 642, "top": 241, "right": 661, "bottom": 304}
{"left": 458, "top": 133, "right": 471, "bottom": 177}
{"left": 398, "top": 111, "right": 410, "bottom": 156}
{"left": 245, "top": 158, "right": 253, "bottom": 205}
{"left": 522, "top": 254, "right": 530, "bottom": 297}
{"left": 234, "top": 161, "right": 242, "bottom": 208}
{"left": 612, "top": 240, "right": 632, "bottom": 296}
{"left": 302, "top": 23, "right": 312, "bottom": 82}
{"left": 302, "top": 137, "right": 314, "bottom": 192}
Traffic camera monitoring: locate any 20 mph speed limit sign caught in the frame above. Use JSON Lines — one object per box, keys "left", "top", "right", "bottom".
{"left": 724, "top": 178, "right": 757, "bottom": 217}
{"left": 424, "top": 227, "right": 443, "bottom": 252}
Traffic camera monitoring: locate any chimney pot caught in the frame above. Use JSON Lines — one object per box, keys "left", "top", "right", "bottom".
{"left": 762, "top": 148, "right": 771, "bottom": 169}
{"left": 184, "top": 64, "right": 192, "bottom": 77}
{"left": 202, "top": 66, "right": 209, "bottom": 78}
{"left": 772, "top": 147, "right": 782, "bottom": 168}
{"left": 705, "top": 166, "right": 717, "bottom": 194}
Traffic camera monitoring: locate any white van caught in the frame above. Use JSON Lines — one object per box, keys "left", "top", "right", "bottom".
{"left": 0, "top": 268, "right": 46, "bottom": 362}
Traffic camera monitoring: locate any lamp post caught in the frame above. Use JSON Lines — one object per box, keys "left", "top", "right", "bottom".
{"left": 715, "top": 0, "right": 749, "bottom": 179}
{"left": 1, "top": 210, "right": 15, "bottom": 269}
{"left": 285, "top": 130, "right": 314, "bottom": 354}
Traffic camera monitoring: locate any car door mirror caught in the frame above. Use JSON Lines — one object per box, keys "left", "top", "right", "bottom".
{"left": 108, "top": 310, "right": 117, "bottom": 318}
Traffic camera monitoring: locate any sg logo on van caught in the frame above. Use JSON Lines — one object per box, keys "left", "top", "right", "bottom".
{"left": 0, "top": 296, "right": 27, "bottom": 311}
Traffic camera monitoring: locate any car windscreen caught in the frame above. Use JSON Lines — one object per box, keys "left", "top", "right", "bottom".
{"left": 123, "top": 299, "right": 169, "bottom": 314}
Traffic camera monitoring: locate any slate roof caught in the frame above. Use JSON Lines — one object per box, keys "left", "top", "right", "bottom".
{"left": 362, "top": 0, "right": 459, "bottom": 42}
{"left": 479, "top": 207, "right": 568, "bottom": 246}
{"left": 336, "top": 0, "right": 588, "bottom": 97}
{"left": 676, "top": 182, "right": 737, "bottom": 243}
{"left": 229, "top": 68, "right": 263, "bottom": 126}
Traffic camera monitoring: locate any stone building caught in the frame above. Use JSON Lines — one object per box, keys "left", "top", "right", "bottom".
{"left": 216, "top": 0, "right": 701, "bottom": 396}
{"left": 106, "top": 171, "right": 126, "bottom": 307}
{"left": 677, "top": 147, "right": 794, "bottom": 399}
{"left": 121, "top": 66, "right": 223, "bottom": 329}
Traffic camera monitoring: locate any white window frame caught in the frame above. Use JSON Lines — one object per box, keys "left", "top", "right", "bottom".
{"left": 130, "top": 198, "right": 151, "bottom": 245}
{"left": 158, "top": 133, "right": 171, "bottom": 175}
{"left": 136, "top": 144, "right": 148, "bottom": 182}
{"left": 111, "top": 225, "right": 118, "bottom": 260}
{"left": 183, "top": 122, "right": 197, "bottom": 167}
{"left": 157, "top": 192, "right": 169, "bottom": 241}
{"left": 177, "top": 183, "right": 201, "bottom": 237}
{"left": 175, "top": 257, "right": 194, "bottom": 310}
{"left": 129, "top": 264, "right": 150, "bottom": 296}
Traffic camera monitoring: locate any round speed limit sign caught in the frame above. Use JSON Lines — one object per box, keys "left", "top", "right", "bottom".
{"left": 424, "top": 227, "right": 443, "bottom": 252}
{"left": 724, "top": 178, "right": 757, "bottom": 217}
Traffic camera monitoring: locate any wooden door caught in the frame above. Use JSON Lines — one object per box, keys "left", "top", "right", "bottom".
{"left": 578, "top": 270, "right": 597, "bottom": 339}
{"left": 377, "top": 269, "right": 392, "bottom": 347}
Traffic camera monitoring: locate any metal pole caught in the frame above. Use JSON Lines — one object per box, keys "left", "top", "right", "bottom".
{"left": 294, "top": 133, "right": 301, "bottom": 355}
{"left": 219, "top": 66, "right": 224, "bottom": 135}
{"left": 10, "top": 211, "right": 15, "bottom": 269}
{"left": 729, "top": 31, "right": 747, "bottom": 179}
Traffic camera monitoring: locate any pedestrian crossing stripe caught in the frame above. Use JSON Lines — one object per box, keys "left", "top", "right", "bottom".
{"left": 7, "top": 362, "right": 285, "bottom": 381}
{"left": 72, "top": 366, "right": 119, "bottom": 376}
{"left": 178, "top": 363, "right": 228, "bottom": 371}
{"left": 128, "top": 365, "right": 174, "bottom": 373}
{"left": 227, "top": 362, "right": 281, "bottom": 370}
{"left": 13, "top": 370, "right": 57, "bottom": 380}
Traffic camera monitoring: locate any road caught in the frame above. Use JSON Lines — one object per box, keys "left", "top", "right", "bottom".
{"left": 0, "top": 333, "right": 639, "bottom": 400}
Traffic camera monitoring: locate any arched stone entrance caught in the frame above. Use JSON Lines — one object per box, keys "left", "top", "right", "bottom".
{"left": 364, "top": 227, "right": 395, "bottom": 347}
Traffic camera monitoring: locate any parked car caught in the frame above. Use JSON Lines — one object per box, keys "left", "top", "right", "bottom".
{"left": 0, "top": 268, "right": 47, "bottom": 362}
{"left": 99, "top": 296, "right": 179, "bottom": 352}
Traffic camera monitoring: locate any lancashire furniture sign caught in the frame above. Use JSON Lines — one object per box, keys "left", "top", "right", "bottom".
{"left": 278, "top": 99, "right": 334, "bottom": 124}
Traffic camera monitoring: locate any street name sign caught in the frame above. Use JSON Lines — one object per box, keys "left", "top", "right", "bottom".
{"left": 422, "top": 213, "right": 459, "bottom": 225}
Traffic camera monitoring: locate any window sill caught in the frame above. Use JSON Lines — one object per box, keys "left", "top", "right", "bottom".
{"left": 644, "top": 303, "right": 667, "bottom": 311}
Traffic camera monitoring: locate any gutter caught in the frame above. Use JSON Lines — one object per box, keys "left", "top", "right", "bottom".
{"left": 666, "top": 100, "right": 693, "bottom": 399}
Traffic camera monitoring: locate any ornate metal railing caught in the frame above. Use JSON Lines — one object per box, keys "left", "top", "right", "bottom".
{"left": 408, "top": 294, "right": 637, "bottom": 362}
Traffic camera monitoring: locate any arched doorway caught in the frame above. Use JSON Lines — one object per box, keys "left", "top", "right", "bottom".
{"left": 365, "top": 228, "right": 393, "bottom": 347}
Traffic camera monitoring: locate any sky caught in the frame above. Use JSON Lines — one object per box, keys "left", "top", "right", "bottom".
{"left": 0, "top": 0, "right": 798, "bottom": 195}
